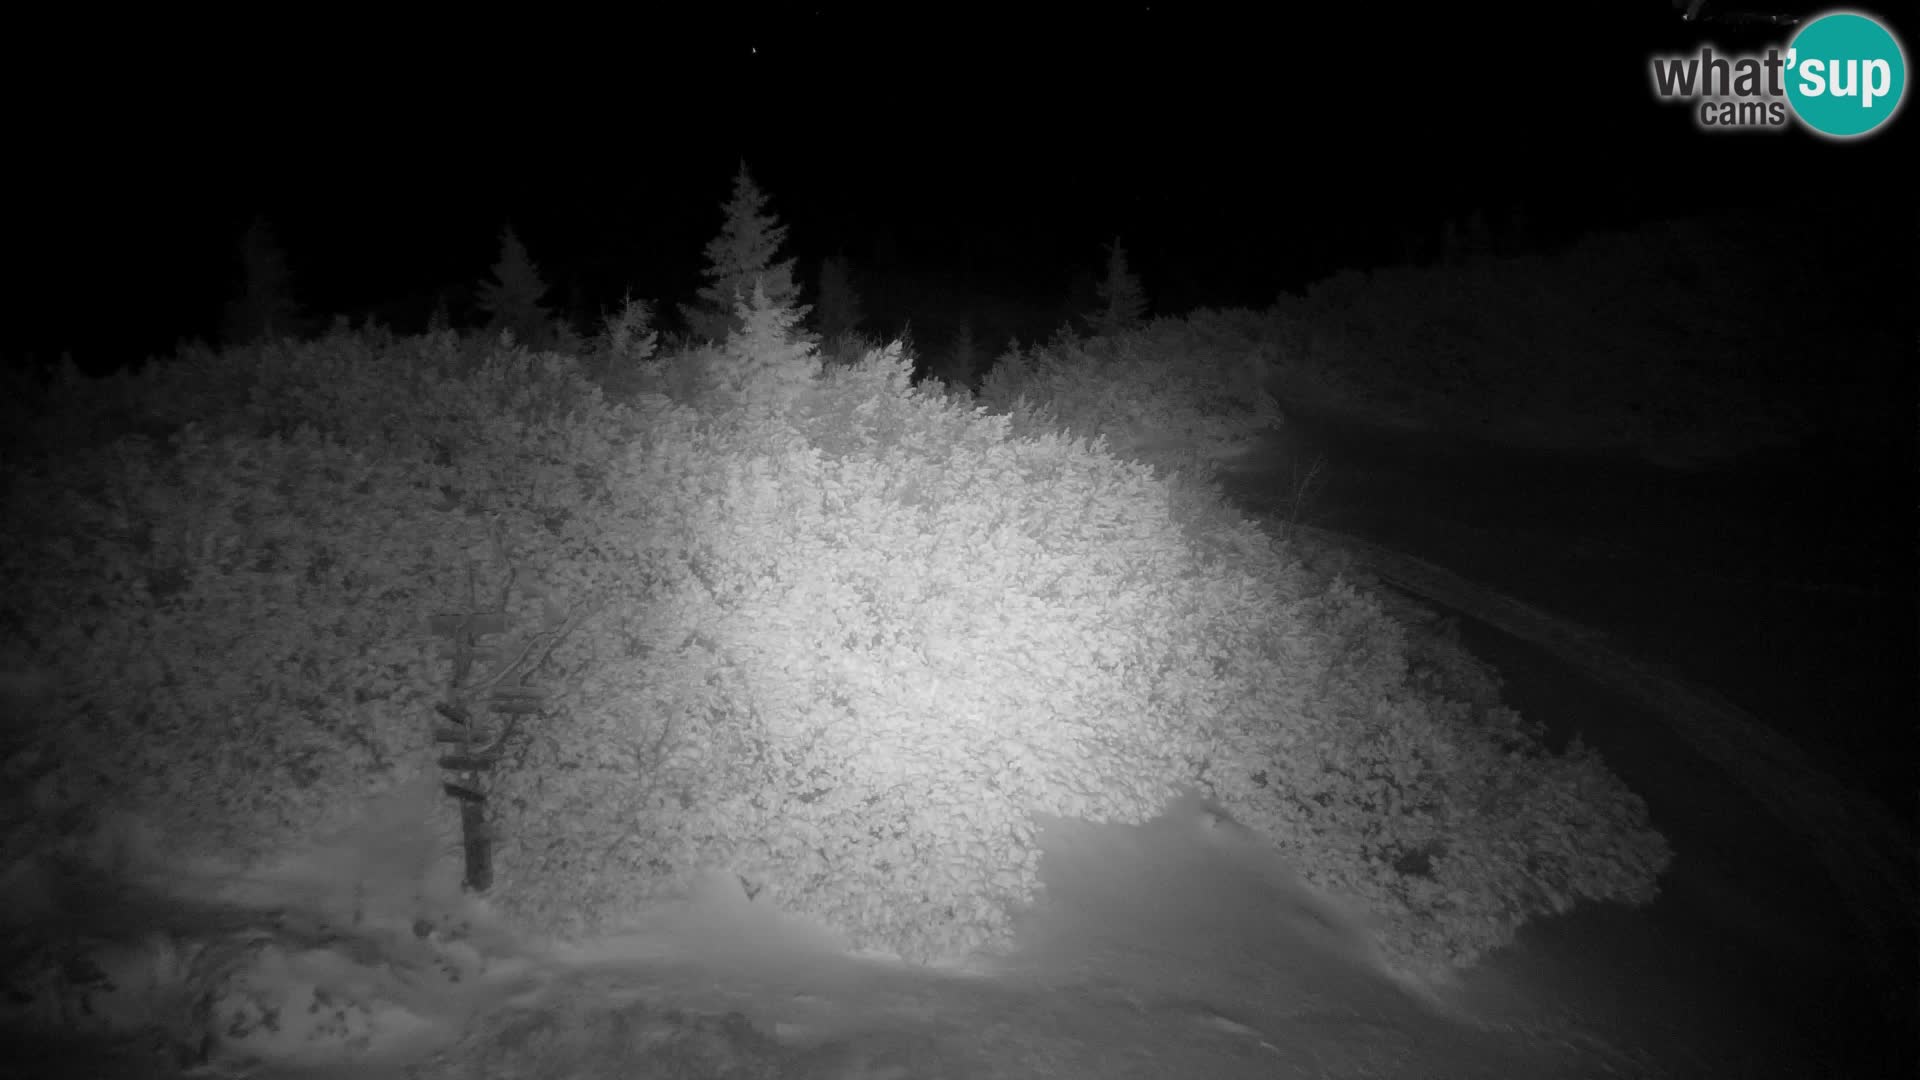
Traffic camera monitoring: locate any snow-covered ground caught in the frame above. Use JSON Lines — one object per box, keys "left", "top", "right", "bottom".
{"left": 3, "top": 783, "right": 1656, "bottom": 1079}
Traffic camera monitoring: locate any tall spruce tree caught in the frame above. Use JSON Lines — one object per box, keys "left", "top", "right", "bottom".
{"left": 220, "top": 215, "right": 303, "bottom": 345}
{"left": 715, "top": 278, "right": 818, "bottom": 411}
{"left": 476, "top": 225, "right": 554, "bottom": 347}
{"left": 1087, "top": 235, "right": 1147, "bottom": 335}
{"left": 681, "top": 162, "right": 806, "bottom": 342}
{"left": 592, "top": 291, "right": 659, "bottom": 372}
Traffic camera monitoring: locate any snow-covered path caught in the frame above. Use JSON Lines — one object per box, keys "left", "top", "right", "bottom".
{"left": 389, "top": 798, "right": 1655, "bottom": 1080}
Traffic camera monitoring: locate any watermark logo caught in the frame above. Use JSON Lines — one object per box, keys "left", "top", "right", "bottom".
{"left": 1649, "top": 8, "right": 1907, "bottom": 139}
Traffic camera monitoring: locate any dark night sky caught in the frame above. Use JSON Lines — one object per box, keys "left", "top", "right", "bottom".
{"left": 7, "top": 2, "right": 1906, "bottom": 371}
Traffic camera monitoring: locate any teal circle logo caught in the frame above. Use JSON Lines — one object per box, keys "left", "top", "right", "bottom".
{"left": 1785, "top": 11, "right": 1907, "bottom": 138}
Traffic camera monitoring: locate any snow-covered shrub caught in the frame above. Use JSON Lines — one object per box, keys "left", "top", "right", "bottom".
{"left": 0, "top": 332, "right": 636, "bottom": 871}
{"left": 1191, "top": 577, "right": 1671, "bottom": 977}
{"left": 485, "top": 338, "right": 1665, "bottom": 976}
{"left": 2, "top": 326, "right": 1671, "bottom": 983}
{"left": 483, "top": 343, "right": 1231, "bottom": 959}
{"left": 977, "top": 316, "right": 1285, "bottom": 482}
